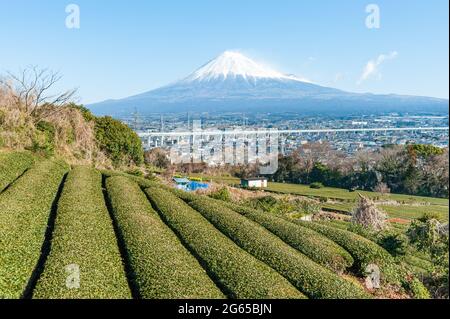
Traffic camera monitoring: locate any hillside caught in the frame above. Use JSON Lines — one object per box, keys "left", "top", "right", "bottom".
{"left": 1, "top": 151, "right": 444, "bottom": 299}
{"left": 0, "top": 69, "right": 144, "bottom": 169}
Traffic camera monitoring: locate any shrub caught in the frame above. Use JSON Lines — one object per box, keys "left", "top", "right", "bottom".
{"left": 106, "top": 176, "right": 224, "bottom": 299}
{"left": 310, "top": 182, "right": 324, "bottom": 189}
{"left": 407, "top": 217, "right": 448, "bottom": 298}
{"left": 67, "top": 103, "right": 95, "bottom": 122}
{"left": 94, "top": 116, "right": 144, "bottom": 166}
{"left": 33, "top": 167, "right": 131, "bottom": 299}
{"left": 144, "top": 148, "right": 170, "bottom": 169}
{"left": 188, "top": 197, "right": 370, "bottom": 299}
{"left": 126, "top": 168, "right": 144, "bottom": 177}
{"left": 0, "top": 159, "right": 69, "bottom": 299}
{"left": 208, "top": 186, "right": 232, "bottom": 202}
{"left": 377, "top": 231, "right": 408, "bottom": 257}
{"left": 0, "top": 151, "right": 35, "bottom": 193}
{"left": 243, "top": 196, "right": 293, "bottom": 215}
{"left": 144, "top": 186, "right": 305, "bottom": 299}
{"left": 29, "top": 121, "right": 56, "bottom": 157}
{"left": 418, "top": 211, "right": 443, "bottom": 223}
{"left": 406, "top": 277, "right": 431, "bottom": 299}
{"left": 221, "top": 201, "right": 354, "bottom": 273}
{"left": 374, "top": 182, "right": 390, "bottom": 195}
{"left": 298, "top": 199, "right": 321, "bottom": 216}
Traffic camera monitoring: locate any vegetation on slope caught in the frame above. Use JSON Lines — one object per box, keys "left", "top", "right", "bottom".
{"left": 0, "top": 68, "right": 143, "bottom": 168}
{"left": 221, "top": 201, "right": 354, "bottom": 273}
{"left": 144, "top": 186, "right": 306, "bottom": 299}
{"left": 0, "top": 151, "right": 34, "bottom": 192}
{"left": 292, "top": 220, "right": 430, "bottom": 298}
{"left": 0, "top": 159, "right": 68, "bottom": 299}
{"left": 188, "top": 197, "right": 370, "bottom": 299}
{"left": 94, "top": 116, "right": 144, "bottom": 166}
{"left": 33, "top": 167, "right": 131, "bottom": 299}
{"left": 106, "top": 176, "right": 224, "bottom": 299}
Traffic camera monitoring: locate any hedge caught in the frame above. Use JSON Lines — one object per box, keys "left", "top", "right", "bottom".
{"left": 106, "top": 176, "right": 224, "bottom": 299}
{"left": 188, "top": 198, "right": 370, "bottom": 299}
{"left": 299, "top": 221, "right": 431, "bottom": 298}
{"left": 292, "top": 220, "right": 429, "bottom": 297}
{"left": 0, "top": 159, "right": 69, "bottom": 299}
{"left": 221, "top": 201, "right": 354, "bottom": 273}
{"left": 144, "top": 186, "right": 305, "bottom": 299}
{"left": 33, "top": 167, "right": 131, "bottom": 299}
{"left": 293, "top": 221, "right": 400, "bottom": 280}
{"left": 101, "top": 169, "right": 157, "bottom": 188}
{"left": 0, "top": 151, "right": 34, "bottom": 193}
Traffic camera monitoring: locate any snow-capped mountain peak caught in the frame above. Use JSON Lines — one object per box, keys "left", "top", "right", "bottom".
{"left": 89, "top": 51, "right": 448, "bottom": 117}
{"left": 184, "top": 51, "right": 309, "bottom": 83}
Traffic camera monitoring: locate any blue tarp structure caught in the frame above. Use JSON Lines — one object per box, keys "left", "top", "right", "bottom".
{"left": 188, "top": 181, "right": 209, "bottom": 191}
{"left": 173, "top": 178, "right": 209, "bottom": 192}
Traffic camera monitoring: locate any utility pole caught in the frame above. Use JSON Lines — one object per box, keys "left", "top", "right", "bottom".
{"left": 187, "top": 112, "right": 190, "bottom": 131}
{"left": 160, "top": 114, "right": 164, "bottom": 132}
{"left": 132, "top": 107, "right": 140, "bottom": 130}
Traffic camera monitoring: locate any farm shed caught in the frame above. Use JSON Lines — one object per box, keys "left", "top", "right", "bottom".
{"left": 241, "top": 177, "right": 268, "bottom": 188}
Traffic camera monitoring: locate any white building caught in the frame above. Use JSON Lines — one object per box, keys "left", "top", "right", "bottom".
{"left": 240, "top": 177, "right": 268, "bottom": 188}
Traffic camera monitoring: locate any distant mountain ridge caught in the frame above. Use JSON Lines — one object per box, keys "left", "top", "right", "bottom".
{"left": 89, "top": 51, "right": 449, "bottom": 116}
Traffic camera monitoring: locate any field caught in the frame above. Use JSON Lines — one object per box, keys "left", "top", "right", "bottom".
{"left": 0, "top": 151, "right": 444, "bottom": 299}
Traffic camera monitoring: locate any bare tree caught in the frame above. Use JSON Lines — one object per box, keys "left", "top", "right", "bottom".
{"left": 374, "top": 182, "right": 390, "bottom": 195}
{"left": 0, "top": 66, "right": 77, "bottom": 120}
{"left": 352, "top": 194, "right": 387, "bottom": 231}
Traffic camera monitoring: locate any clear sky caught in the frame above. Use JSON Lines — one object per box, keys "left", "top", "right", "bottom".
{"left": 1, "top": 0, "right": 448, "bottom": 104}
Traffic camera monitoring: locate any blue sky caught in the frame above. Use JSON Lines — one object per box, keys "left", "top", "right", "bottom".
{"left": 1, "top": 0, "right": 448, "bottom": 103}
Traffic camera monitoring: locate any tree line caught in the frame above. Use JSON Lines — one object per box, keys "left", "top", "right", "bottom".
{"left": 272, "top": 142, "right": 448, "bottom": 198}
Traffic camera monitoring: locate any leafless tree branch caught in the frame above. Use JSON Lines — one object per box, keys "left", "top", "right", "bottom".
{"left": 0, "top": 66, "right": 78, "bottom": 120}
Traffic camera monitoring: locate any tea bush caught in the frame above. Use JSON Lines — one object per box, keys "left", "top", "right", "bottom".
{"left": 33, "top": 167, "right": 131, "bottom": 299}
{"left": 189, "top": 198, "right": 370, "bottom": 299}
{"left": 0, "top": 151, "right": 35, "bottom": 193}
{"left": 0, "top": 159, "right": 68, "bottom": 298}
{"left": 106, "top": 176, "right": 224, "bottom": 299}
{"left": 222, "top": 201, "right": 354, "bottom": 273}
{"left": 144, "top": 186, "right": 305, "bottom": 299}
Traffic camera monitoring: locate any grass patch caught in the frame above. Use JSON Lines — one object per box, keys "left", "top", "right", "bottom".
{"left": 266, "top": 182, "right": 448, "bottom": 206}
{"left": 0, "top": 159, "right": 68, "bottom": 299}
{"left": 106, "top": 176, "right": 224, "bottom": 299}
{"left": 33, "top": 167, "right": 131, "bottom": 299}
{"left": 144, "top": 186, "right": 305, "bottom": 299}
{"left": 322, "top": 202, "right": 449, "bottom": 222}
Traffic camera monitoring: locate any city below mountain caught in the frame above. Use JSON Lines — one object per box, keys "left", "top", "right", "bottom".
{"left": 89, "top": 51, "right": 449, "bottom": 116}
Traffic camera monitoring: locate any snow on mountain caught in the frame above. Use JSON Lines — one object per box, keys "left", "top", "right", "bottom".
{"left": 183, "top": 51, "right": 310, "bottom": 83}
{"left": 88, "top": 51, "right": 449, "bottom": 116}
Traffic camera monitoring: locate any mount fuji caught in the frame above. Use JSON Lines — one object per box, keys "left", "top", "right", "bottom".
{"left": 89, "top": 51, "right": 448, "bottom": 116}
